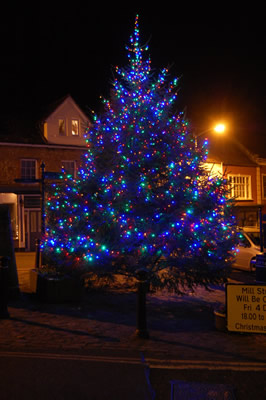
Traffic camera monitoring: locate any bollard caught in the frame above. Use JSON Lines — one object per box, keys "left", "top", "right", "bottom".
{"left": 0, "top": 256, "right": 10, "bottom": 318}
{"left": 135, "top": 268, "right": 149, "bottom": 339}
{"left": 35, "top": 238, "right": 41, "bottom": 269}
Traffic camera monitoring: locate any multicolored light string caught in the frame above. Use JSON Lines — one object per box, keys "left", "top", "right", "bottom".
{"left": 42, "top": 15, "right": 237, "bottom": 276}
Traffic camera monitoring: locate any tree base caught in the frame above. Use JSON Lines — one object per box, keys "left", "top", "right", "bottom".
{"left": 36, "top": 273, "right": 83, "bottom": 303}
{"left": 135, "top": 329, "right": 150, "bottom": 339}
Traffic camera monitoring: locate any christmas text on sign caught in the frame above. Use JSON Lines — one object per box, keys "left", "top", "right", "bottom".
{"left": 226, "top": 284, "right": 266, "bottom": 333}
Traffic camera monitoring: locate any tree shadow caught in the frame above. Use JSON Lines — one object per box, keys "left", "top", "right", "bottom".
{"left": 8, "top": 290, "right": 220, "bottom": 333}
{"left": 10, "top": 316, "right": 120, "bottom": 343}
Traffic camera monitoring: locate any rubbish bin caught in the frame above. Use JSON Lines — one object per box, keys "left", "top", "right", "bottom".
{"left": 0, "top": 256, "right": 10, "bottom": 318}
{"left": 255, "top": 254, "right": 266, "bottom": 283}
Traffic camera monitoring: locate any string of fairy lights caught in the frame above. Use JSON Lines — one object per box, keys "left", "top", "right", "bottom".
{"left": 42, "top": 15, "right": 236, "bottom": 270}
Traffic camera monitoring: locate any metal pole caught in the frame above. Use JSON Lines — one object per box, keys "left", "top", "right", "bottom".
{"left": 41, "top": 162, "right": 45, "bottom": 236}
{"left": 135, "top": 268, "right": 149, "bottom": 339}
{"left": 259, "top": 207, "right": 264, "bottom": 253}
{"left": 0, "top": 256, "right": 10, "bottom": 318}
{"left": 35, "top": 238, "right": 41, "bottom": 269}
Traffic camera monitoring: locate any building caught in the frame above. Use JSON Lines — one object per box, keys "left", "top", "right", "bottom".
{"left": 1, "top": 94, "right": 266, "bottom": 251}
{"left": 0, "top": 95, "right": 90, "bottom": 251}
{"left": 205, "top": 134, "right": 266, "bottom": 230}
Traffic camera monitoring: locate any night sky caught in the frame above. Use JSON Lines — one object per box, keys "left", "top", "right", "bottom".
{"left": 1, "top": 7, "right": 266, "bottom": 155}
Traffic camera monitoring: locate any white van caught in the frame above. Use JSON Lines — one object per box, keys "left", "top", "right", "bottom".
{"left": 233, "top": 228, "right": 265, "bottom": 271}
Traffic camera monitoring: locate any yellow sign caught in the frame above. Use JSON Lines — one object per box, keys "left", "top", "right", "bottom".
{"left": 226, "top": 284, "right": 266, "bottom": 333}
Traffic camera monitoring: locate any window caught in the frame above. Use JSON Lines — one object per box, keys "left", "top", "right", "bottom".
{"left": 237, "top": 232, "right": 251, "bottom": 248}
{"left": 262, "top": 175, "right": 266, "bottom": 199}
{"left": 24, "top": 195, "right": 41, "bottom": 208}
{"left": 21, "top": 159, "right": 36, "bottom": 180}
{"left": 59, "top": 119, "right": 65, "bottom": 136}
{"left": 228, "top": 174, "right": 252, "bottom": 200}
{"left": 236, "top": 208, "right": 258, "bottom": 228}
{"left": 246, "top": 231, "right": 261, "bottom": 246}
{"left": 62, "top": 160, "right": 76, "bottom": 177}
{"left": 71, "top": 119, "right": 79, "bottom": 136}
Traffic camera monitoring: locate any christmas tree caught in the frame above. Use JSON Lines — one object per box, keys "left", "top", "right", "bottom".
{"left": 42, "top": 15, "right": 237, "bottom": 292}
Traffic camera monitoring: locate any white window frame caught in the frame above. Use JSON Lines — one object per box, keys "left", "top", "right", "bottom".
{"left": 61, "top": 160, "right": 76, "bottom": 177}
{"left": 20, "top": 159, "right": 37, "bottom": 180}
{"left": 228, "top": 174, "right": 252, "bottom": 200}
{"left": 71, "top": 119, "right": 79, "bottom": 136}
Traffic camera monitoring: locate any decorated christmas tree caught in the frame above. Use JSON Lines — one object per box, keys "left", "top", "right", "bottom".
{"left": 42, "top": 16, "right": 237, "bottom": 292}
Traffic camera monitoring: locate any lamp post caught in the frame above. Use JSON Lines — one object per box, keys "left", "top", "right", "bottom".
{"left": 194, "top": 123, "right": 226, "bottom": 147}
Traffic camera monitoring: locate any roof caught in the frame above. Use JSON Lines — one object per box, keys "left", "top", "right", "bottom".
{"left": 0, "top": 112, "right": 47, "bottom": 145}
{"left": 206, "top": 135, "right": 258, "bottom": 167}
{"left": 0, "top": 95, "right": 262, "bottom": 167}
{"left": 0, "top": 94, "right": 89, "bottom": 145}
{"left": 39, "top": 94, "right": 89, "bottom": 122}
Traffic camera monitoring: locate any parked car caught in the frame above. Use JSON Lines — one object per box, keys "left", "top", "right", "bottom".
{"left": 233, "top": 228, "right": 264, "bottom": 271}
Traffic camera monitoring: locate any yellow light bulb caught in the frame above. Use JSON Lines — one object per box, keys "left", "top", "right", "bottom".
{"left": 214, "top": 124, "right": 226, "bottom": 134}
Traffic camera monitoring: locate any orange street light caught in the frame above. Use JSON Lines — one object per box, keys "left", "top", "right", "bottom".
{"left": 194, "top": 123, "right": 226, "bottom": 147}
{"left": 214, "top": 123, "right": 226, "bottom": 134}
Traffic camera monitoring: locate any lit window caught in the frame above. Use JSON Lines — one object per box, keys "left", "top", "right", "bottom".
{"left": 228, "top": 175, "right": 251, "bottom": 200}
{"left": 62, "top": 160, "right": 76, "bottom": 177}
{"left": 59, "top": 119, "right": 65, "bottom": 136}
{"left": 21, "top": 159, "right": 36, "bottom": 180}
{"left": 262, "top": 175, "right": 266, "bottom": 199}
{"left": 72, "top": 119, "right": 79, "bottom": 136}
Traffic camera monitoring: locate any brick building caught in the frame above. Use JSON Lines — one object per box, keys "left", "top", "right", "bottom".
{"left": 0, "top": 95, "right": 89, "bottom": 251}
{"left": 1, "top": 94, "right": 266, "bottom": 251}
{"left": 205, "top": 134, "right": 266, "bottom": 231}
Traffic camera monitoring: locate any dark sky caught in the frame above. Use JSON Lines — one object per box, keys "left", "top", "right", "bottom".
{"left": 1, "top": 7, "right": 266, "bottom": 155}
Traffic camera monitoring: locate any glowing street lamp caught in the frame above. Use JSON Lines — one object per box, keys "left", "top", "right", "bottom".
{"left": 194, "top": 123, "right": 226, "bottom": 147}
{"left": 214, "top": 123, "right": 226, "bottom": 134}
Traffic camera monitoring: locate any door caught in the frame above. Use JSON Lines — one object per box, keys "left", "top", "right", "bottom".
{"left": 25, "top": 210, "right": 41, "bottom": 251}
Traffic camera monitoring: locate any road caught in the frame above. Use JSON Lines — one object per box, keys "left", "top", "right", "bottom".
{"left": 149, "top": 363, "right": 266, "bottom": 400}
{"left": 1, "top": 350, "right": 265, "bottom": 400}
{"left": 10, "top": 254, "right": 265, "bottom": 399}
{"left": 0, "top": 350, "right": 152, "bottom": 400}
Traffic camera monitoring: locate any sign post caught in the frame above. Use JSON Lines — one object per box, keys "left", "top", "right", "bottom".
{"left": 226, "top": 283, "right": 266, "bottom": 333}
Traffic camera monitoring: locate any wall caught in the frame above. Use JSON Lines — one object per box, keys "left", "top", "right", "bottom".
{"left": 43, "top": 96, "right": 89, "bottom": 146}
{"left": 223, "top": 164, "right": 258, "bottom": 206}
{"left": 0, "top": 143, "right": 86, "bottom": 185}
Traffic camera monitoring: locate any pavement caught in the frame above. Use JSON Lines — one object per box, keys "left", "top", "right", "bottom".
{"left": 0, "top": 252, "right": 265, "bottom": 399}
